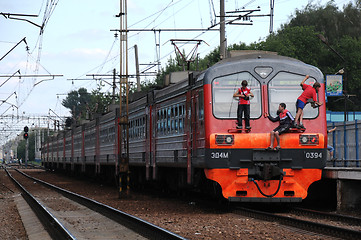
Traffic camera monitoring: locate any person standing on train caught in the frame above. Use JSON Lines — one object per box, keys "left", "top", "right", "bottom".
{"left": 233, "top": 80, "right": 254, "bottom": 129}
{"left": 294, "top": 75, "right": 323, "bottom": 129}
{"left": 265, "top": 103, "right": 294, "bottom": 150}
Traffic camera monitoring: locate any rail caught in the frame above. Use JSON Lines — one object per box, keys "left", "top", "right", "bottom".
{"left": 234, "top": 206, "right": 361, "bottom": 240}
{"left": 14, "top": 168, "right": 186, "bottom": 240}
{"left": 5, "top": 168, "right": 76, "bottom": 240}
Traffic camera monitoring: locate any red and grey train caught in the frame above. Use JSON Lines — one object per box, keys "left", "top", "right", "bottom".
{"left": 42, "top": 51, "right": 327, "bottom": 202}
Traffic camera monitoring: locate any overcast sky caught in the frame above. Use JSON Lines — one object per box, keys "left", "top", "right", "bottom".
{"left": 0, "top": 0, "right": 348, "bottom": 143}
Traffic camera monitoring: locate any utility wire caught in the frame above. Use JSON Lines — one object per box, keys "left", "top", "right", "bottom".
{"left": 129, "top": 0, "right": 183, "bottom": 28}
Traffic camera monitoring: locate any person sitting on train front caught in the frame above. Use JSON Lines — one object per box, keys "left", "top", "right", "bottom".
{"left": 294, "top": 75, "right": 323, "bottom": 129}
{"left": 265, "top": 103, "right": 294, "bottom": 150}
{"left": 233, "top": 80, "right": 254, "bottom": 129}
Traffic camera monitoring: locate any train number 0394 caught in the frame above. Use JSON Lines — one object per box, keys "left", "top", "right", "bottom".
{"left": 304, "top": 152, "right": 322, "bottom": 159}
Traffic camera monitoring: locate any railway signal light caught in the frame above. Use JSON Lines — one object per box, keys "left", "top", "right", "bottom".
{"left": 23, "top": 126, "right": 29, "bottom": 139}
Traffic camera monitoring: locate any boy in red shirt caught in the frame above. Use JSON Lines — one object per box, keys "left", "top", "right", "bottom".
{"left": 294, "top": 75, "right": 323, "bottom": 129}
{"left": 233, "top": 80, "right": 254, "bottom": 129}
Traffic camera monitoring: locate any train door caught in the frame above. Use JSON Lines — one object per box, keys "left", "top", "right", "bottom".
{"left": 145, "top": 105, "right": 151, "bottom": 180}
{"left": 190, "top": 91, "right": 196, "bottom": 184}
{"left": 151, "top": 105, "right": 157, "bottom": 180}
{"left": 191, "top": 89, "right": 205, "bottom": 164}
{"left": 189, "top": 88, "right": 204, "bottom": 184}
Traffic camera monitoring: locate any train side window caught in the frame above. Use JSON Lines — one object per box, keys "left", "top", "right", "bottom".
{"left": 167, "top": 118, "right": 171, "bottom": 134}
{"left": 143, "top": 117, "right": 145, "bottom": 138}
{"left": 212, "top": 72, "right": 261, "bottom": 119}
{"left": 268, "top": 72, "right": 318, "bottom": 119}
{"left": 175, "top": 119, "right": 178, "bottom": 133}
{"left": 179, "top": 119, "right": 183, "bottom": 132}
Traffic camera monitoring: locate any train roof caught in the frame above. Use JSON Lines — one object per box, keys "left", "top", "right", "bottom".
{"left": 203, "top": 50, "right": 324, "bottom": 85}
{"left": 217, "top": 50, "right": 301, "bottom": 64}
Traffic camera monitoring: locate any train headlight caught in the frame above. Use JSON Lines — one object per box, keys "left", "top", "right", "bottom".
{"left": 300, "top": 136, "right": 308, "bottom": 144}
{"left": 215, "top": 134, "right": 234, "bottom": 145}
{"left": 225, "top": 136, "right": 233, "bottom": 144}
{"left": 299, "top": 134, "right": 319, "bottom": 145}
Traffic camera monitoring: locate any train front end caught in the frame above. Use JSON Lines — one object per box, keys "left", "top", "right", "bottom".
{"left": 202, "top": 52, "right": 327, "bottom": 202}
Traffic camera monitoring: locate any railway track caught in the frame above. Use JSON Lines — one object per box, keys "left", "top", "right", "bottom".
{"left": 291, "top": 207, "right": 361, "bottom": 227}
{"left": 5, "top": 167, "right": 186, "bottom": 240}
{"left": 234, "top": 206, "right": 361, "bottom": 240}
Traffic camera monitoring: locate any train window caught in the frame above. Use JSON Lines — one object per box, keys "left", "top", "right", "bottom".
{"left": 212, "top": 72, "right": 261, "bottom": 119}
{"left": 161, "top": 119, "right": 164, "bottom": 135}
{"left": 175, "top": 105, "right": 178, "bottom": 116}
{"left": 179, "top": 119, "right": 183, "bottom": 132}
{"left": 167, "top": 107, "right": 171, "bottom": 120}
{"left": 143, "top": 117, "right": 145, "bottom": 137}
{"left": 268, "top": 72, "right": 318, "bottom": 119}
{"left": 167, "top": 118, "right": 171, "bottom": 133}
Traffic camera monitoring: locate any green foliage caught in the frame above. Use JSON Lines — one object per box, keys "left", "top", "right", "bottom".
{"left": 62, "top": 86, "right": 118, "bottom": 120}
{"left": 90, "top": 88, "right": 119, "bottom": 115}
{"left": 62, "top": 87, "right": 92, "bottom": 119}
{"left": 17, "top": 140, "right": 25, "bottom": 161}
{"left": 280, "top": 1, "right": 361, "bottom": 111}
{"left": 17, "top": 132, "right": 35, "bottom": 162}
{"left": 255, "top": 26, "right": 324, "bottom": 66}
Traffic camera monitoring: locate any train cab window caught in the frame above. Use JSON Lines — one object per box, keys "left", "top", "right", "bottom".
{"left": 212, "top": 72, "right": 261, "bottom": 119}
{"left": 268, "top": 72, "right": 319, "bottom": 119}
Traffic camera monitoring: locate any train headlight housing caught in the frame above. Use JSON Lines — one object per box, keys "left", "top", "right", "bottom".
{"left": 215, "top": 134, "right": 234, "bottom": 145}
{"left": 299, "top": 134, "right": 319, "bottom": 145}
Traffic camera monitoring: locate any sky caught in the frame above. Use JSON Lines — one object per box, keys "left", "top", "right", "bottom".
{"left": 0, "top": 0, "right": 350, "bottom": 145}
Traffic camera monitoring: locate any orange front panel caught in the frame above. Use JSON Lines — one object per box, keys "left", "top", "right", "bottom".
{"left": 205, "top": 168, "right": 322, "bottom": 199}
{"left": 210, "top": 133, "right": 325, "bottom": 149}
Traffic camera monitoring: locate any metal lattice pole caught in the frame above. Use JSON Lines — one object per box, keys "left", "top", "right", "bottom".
{"left": 118, "top": 0, "right": 130, "bottom": 198}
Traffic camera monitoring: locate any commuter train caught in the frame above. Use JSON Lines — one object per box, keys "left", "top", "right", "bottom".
{"left": 42, "top": 51, "right": 327, "bottom": 202}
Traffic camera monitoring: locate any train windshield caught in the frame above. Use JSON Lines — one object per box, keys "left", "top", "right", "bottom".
{"left": 268, "top": 72, "right": 319, "bottom": 118}
{"left": 212, "top": 72, "right": 261, "bottom": 119}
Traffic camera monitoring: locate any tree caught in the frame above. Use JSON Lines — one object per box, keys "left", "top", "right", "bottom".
{"left": 281, "top": 1, "right": 361, "bottom": 111}
{"left": 90, "top": 87, "right": 118, "bottom": 115}
{"left": 62, "top": 86, "right": 119, "bottom": 122}
{"left": 17, "top": 132, "right": 35, "bottom": 162}
{"left": 62, "top": 88, "right": 92, "bottom": 119}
